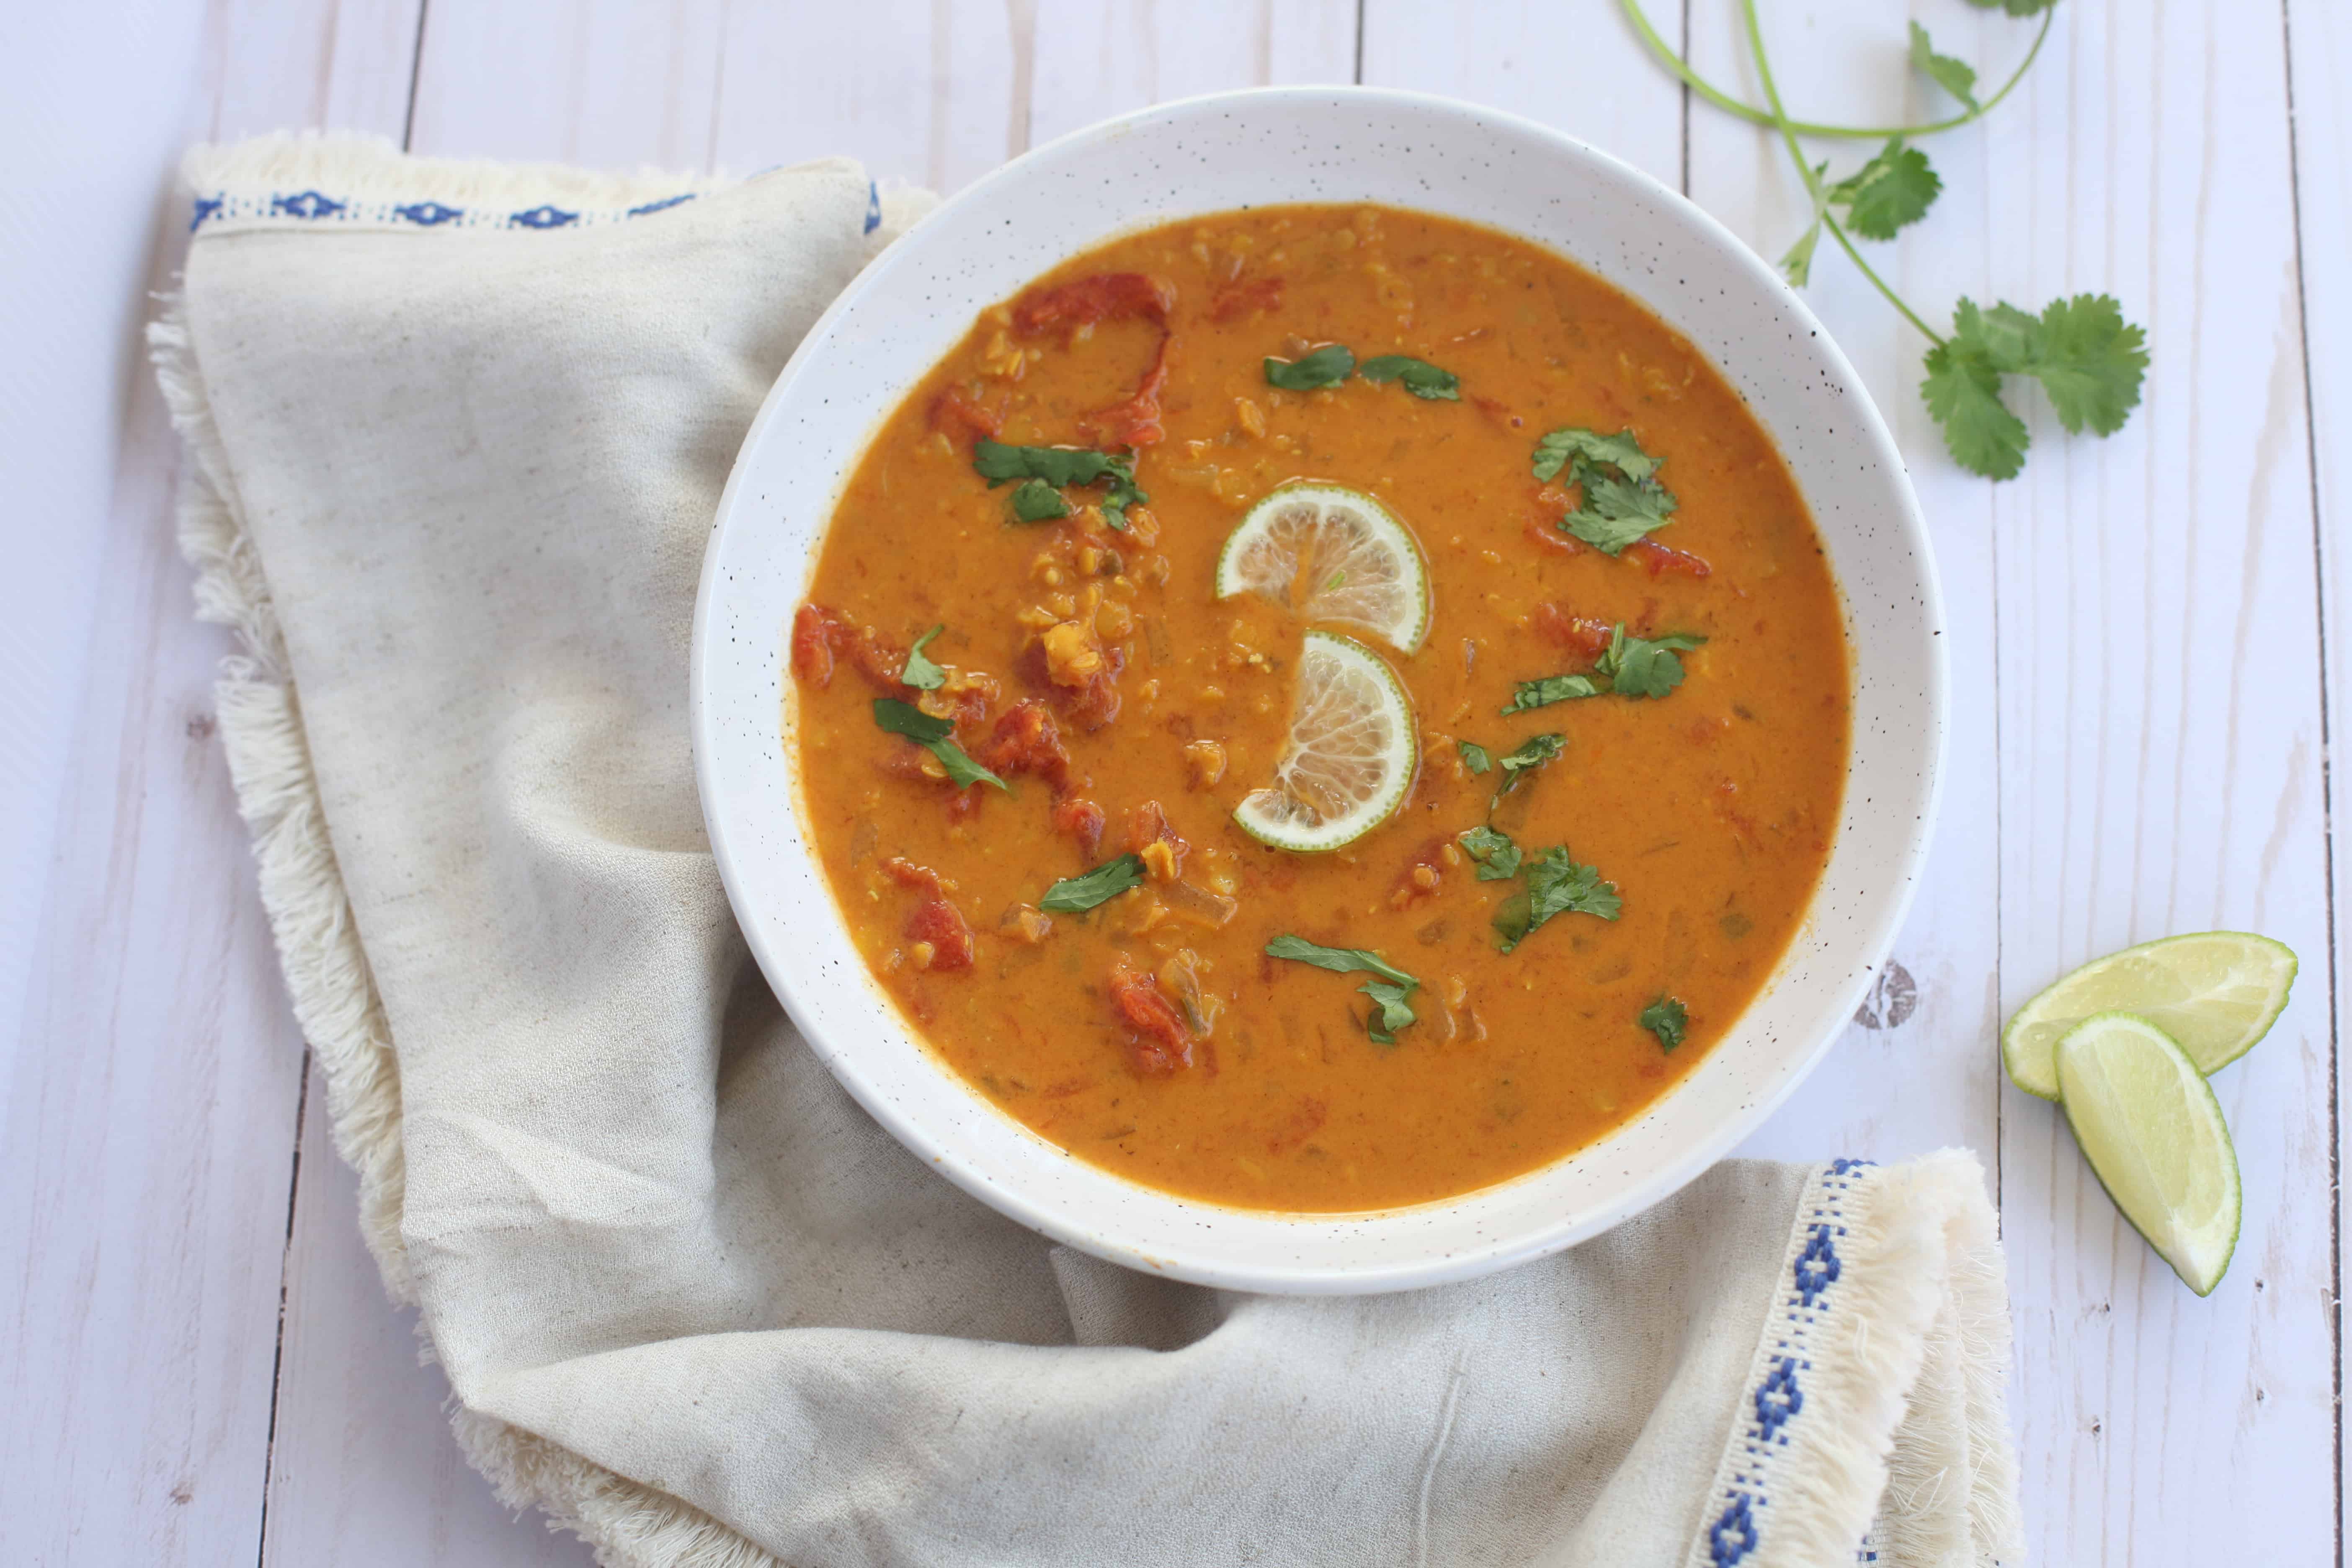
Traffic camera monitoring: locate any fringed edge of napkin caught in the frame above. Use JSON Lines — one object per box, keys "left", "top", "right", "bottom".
{"left": 151, "top": 130, "right": 804, "bottom": 1568}
{"left": 1681, "top": 1153, "right": 2023, "bottom": 1568}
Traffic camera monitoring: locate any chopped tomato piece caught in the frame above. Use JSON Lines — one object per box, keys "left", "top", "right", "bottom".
{"left": 1625, "top": 539, "right": 1713, "bottom": 579}
{"left": 1125, "top": 800, "right": 1190, "bottom": 878}
{"left": 927, "top": 384, "right": 1004, "bottom": 449}
{"left": 1523, "top": 515, "right": 1583, "bottom": 555}
{"left": 1080, "top": 329, "right": 1172, "bottom": 449}
{"left": 1012, "top": 272, "right": 1175, "bottom": 337}
{"left": 1051, "top": 796, "right": 1106, "bottom": 859}
{"left": 1107, "top": 965, "right": 1193, "bottom": 1075}
{"left": 1208, "top": 276, "right": 1283, "bottom": 323}
{"left": 1530, "top": 603, "right": 1615, "bottom": 663}
{"left": 790, "top": 603, "right": 840, "bottom": 686}
{"left": 1472, "top": 393, "right": 1525, "bottom": 431}
{"left": 790, "top": 602, "right": 913, "bottom": 696}
{"left": 880, "top": 856, "right": 956, "bottom": 893}
{"left": 978, "top": 699, "right": 1075, "bottom": 793}
{"left": 1015, "top": 638, "right": 1124, "bottom": 731}
{"left": 903, "top": 896, "right": 975, "bottom": 971}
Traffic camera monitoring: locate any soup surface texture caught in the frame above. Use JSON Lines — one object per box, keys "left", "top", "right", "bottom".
{"left": 789, "top": 204, "right": 1848, "bottom": 1212}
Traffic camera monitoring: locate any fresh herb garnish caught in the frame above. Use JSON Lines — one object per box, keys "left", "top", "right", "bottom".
{"left": 1263, "top": 343, "right": 1357, "bottom": 391}
{"left": 1358, "top": 354, "right": 1461, "bottom": 400}
{"left": 1595, "top": 626, "right": 1707, "bottom": 700}
{"left": 900, "top": 625, "right": 948, "bottom": 690}
{"left": 1039, "top": 853, "right": 1145, "bottom": 912}
{"left": 1457, "top": 740, "right": 1493, "bottom": 775}
{"left": 1529, "top": 426, "right": 1679, "bottom": 554}
{"left": 1492, "top": 732, "right": 1566, "bottom": 803}
{"left": 871, "top": 698, "right": 1008, "bottom": 792}
{"left": 1492, "top": 846, "right": 1622, "bottom": 954}
{"left": 971, "top": 439, "right": 1148, "bottom": 529}
{"left": 1640, "top": 995, "right": 1690, "bottom": 1051}
{"left": 1620, "top": 0, "right": 2146, "bottom": 481}
{"left": 1265, "top": 935, "right": 1423, "bottom": 1044}
{"left": 1501, "top": 673, "right": 1602, "bottom": 714}
{"left": 1457, "top": 825, "right": 1523, "bottom": 882}
{"left": 1009, "top": 477, "right": 1070, "bottom": 523}
{"left": 1359, "top": 980, "right": 1418, "bottom": 1045}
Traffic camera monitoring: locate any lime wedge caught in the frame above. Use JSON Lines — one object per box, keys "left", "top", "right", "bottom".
{"left": 1233, "top": 630, "right": 1417, "bottom": 853}
{"left": 2002, "top": 932, "right": 2297, "bottom": 1099}
{"left": 2056, "top": 1012, "right": 2242, "bottom": 1295}
{"left": 1216, "top": 485, "right": 1431, "bottom": 655}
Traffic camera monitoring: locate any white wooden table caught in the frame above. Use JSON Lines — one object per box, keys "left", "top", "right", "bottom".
{"left": 3, "top": 1, "right": 2343, "bottom": 1561}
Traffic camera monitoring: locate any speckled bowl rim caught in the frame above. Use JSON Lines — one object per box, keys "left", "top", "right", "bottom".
{"left": 692, "top": 85, "right": 1947, "bottom": 1295}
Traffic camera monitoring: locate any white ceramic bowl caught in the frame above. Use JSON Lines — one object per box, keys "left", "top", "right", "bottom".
{"left": 692, "top": 86, "right": 1945, "bottom": 1295}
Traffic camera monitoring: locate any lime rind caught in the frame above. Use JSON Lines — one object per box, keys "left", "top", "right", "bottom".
{"left": 1233, "top": 630, "right": 1417, "bottom": 854}
{"left": 1215, "top": 484, "right": 1432, "bottom": 655}
{"left": 2001, "top": 931, "right": 2297, "bottom": 1100}
{"left": 2055, "top": 1012, "right": 2242, "bottom": 1296}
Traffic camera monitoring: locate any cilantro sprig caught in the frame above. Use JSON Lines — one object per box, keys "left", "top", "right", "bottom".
{"left": 872, "top": 698, "right": 1007, "bottom": 791}
{"left": 1264, "top": 935, "right": 1423, "bottom": 1045}
{"left": 1530, "top": 427, "right": 1678, "bottom": 554}
{"left": 1039, "top": 853, "right": 1145, "bottom": 913}
{"left": 1265, "top": 344, "right": 1461, "bottom": 400}
{"left": 1493, "top": 846, "right": 1622, "bottom": 954}
{"left": 1502, "top": 625, "right": 1706, "bottom": 712}
{"left": 1491, "top": 732, "right": 1565, "bottom": 805}
{"left": 972, "top": 439, "right": 1148, "bottom": 529}
{"left": 1640, "top": 996, "right": 1689, "bottom": 1051}
{"left": 1621, "top": 0, "right": 2148, "bottom": 480}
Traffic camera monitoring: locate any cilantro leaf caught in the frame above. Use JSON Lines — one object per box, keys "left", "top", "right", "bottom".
{"left": 1010, "top": 478, "right": 1070, "bottom": 523}
{"left": 2027, "top": 294, "right": 2150, "bottom": 436}
{"left": 1921, "top": 338, "right": 2030, "bottom": 480}
{"left": 1457, "top": 825, "right": 1523, "bottom": 881}
{"left": 1908, "top": 22, "right": 1978, "bottom": 112}
{"left": 1493, "top": 732, "right": 1566, "bottom": 803}
{"left": 1264, "top": 934, "right": 1419, "bottom": 991}
{"left": 871, "top": 698, "right": 1008, "bottom": 791}
{"left": 1639, "top": 995, "right": 1689, "bottom": 1051}
{"left": 1531, "top": 426, "right": 1662, "bottom": 485}
{"left": 971, "top": 439, "right": 1147, "bottom": 529}
{"left": 1595, "top": 626, "right": 1706, "bottom": 700}
{"left": 1492, "top": 846, "right": 1621, "bottom": 953}
{"left": 1924, "top": 294, "right": 2148, "bottom": 479}
{"left": 1824, "top": 137, "right": 1940, "bottom": 241}
{"left": 1965, "top": 0, "right": 2056, "bottom": 14}
{"left": 1457, "top": 740, "right": 1493, "bottom": 775}
{"left": 1501, "top": 673, "right": 1602, "bottom": 714}
{"left": 1531, "top": 427, "right": 1679, "bottom": 554}
{"left": 1264, "top": 343, "right": 1356, "bottom": 391}
{"left": 901, "top": 625, "right": 948, "bottom": 690}
{"left": 1780, "top": 216, "right": 1823, "bottom": 289}
{"left": 1039, "top": 853, "right": 1145, "bottom": 913}
{"left": 1359, "top": 979, "right": 1417, "bottom": 1044}
{"left": 1359, "top": 354, "right": 1461, "bottom": 400}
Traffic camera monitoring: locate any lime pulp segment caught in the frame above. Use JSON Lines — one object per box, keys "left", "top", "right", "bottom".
{"left": 1215, "top": 484, "right": 1432, "bottom": 655}
{"left": 2055, "top": 1012, "right": 2242, "bottom": 1296}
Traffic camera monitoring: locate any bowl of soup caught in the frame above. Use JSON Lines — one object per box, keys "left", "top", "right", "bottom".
{"left": 692, "top": 87, "right": 1945, "bottom": 1292}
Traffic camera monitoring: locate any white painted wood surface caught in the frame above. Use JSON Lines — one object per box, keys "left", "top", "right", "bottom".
{"left": 2, "top": 1, "right": 2338, "bottom": 1562}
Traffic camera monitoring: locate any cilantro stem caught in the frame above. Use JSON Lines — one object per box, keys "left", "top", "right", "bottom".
{"left": 1620, "top": 0, "right": 2053, "bottom": 142}
{"left": 1740, "top": 0, "right": 1946, "bottom": 349}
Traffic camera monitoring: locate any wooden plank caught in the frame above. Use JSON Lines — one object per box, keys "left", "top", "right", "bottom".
{"left": 1967, "top": 2, "right": 2331, "bottom": 1562}
{"left": 2283, "top": 0, "right": 2351, "bottom": 1545}
{"left": 407, "top": 0, "right": 725, "bottom": 167}
{"left": 1361, "top": 0, "right": 1685, "bottom": 194}
{"left": 261, "top": 1078, "right": 593, "bottom": 1565}
{"left": 1, "top": 3, "right": 423, "bottom": 1561}
{"left": 1027, "top": 0, "right": 1359, "bottom": 151}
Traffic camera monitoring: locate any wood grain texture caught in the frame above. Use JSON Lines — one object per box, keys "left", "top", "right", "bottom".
{"left": 8, "top": 0, "right": 2342, "bottom": 1562}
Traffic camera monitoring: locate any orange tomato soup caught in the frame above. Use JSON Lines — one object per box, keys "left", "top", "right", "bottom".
{"left": 789, "top": 204, "right": 1847, "bottom": 1212}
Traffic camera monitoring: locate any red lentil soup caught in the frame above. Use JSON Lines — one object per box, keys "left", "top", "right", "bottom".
{"left": 788, "top": 204, "right": 1848, "bottom": 1212}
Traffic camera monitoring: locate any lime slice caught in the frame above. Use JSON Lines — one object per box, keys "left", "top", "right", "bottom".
{"left": 2056, "top": 1013, "right": 2242, "bottom": 1295}
{"left": 1233, "top": 630, "right": 1417, "bottom": 853}
{"left": 2001, "top": 932, "right": 2297, "bottom": 1099}
{"left": 1216, "top": 484, "right": 1432, "bottom": 655}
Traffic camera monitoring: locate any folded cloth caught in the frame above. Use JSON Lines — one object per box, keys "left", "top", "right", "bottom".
{"left": 153, "top": 135, "right": 2022, "bottom": 1568}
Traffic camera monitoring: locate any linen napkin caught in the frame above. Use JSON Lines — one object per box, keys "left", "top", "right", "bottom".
{"left": 153, "top": 134, "right": 2022, "bottom": 1568}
